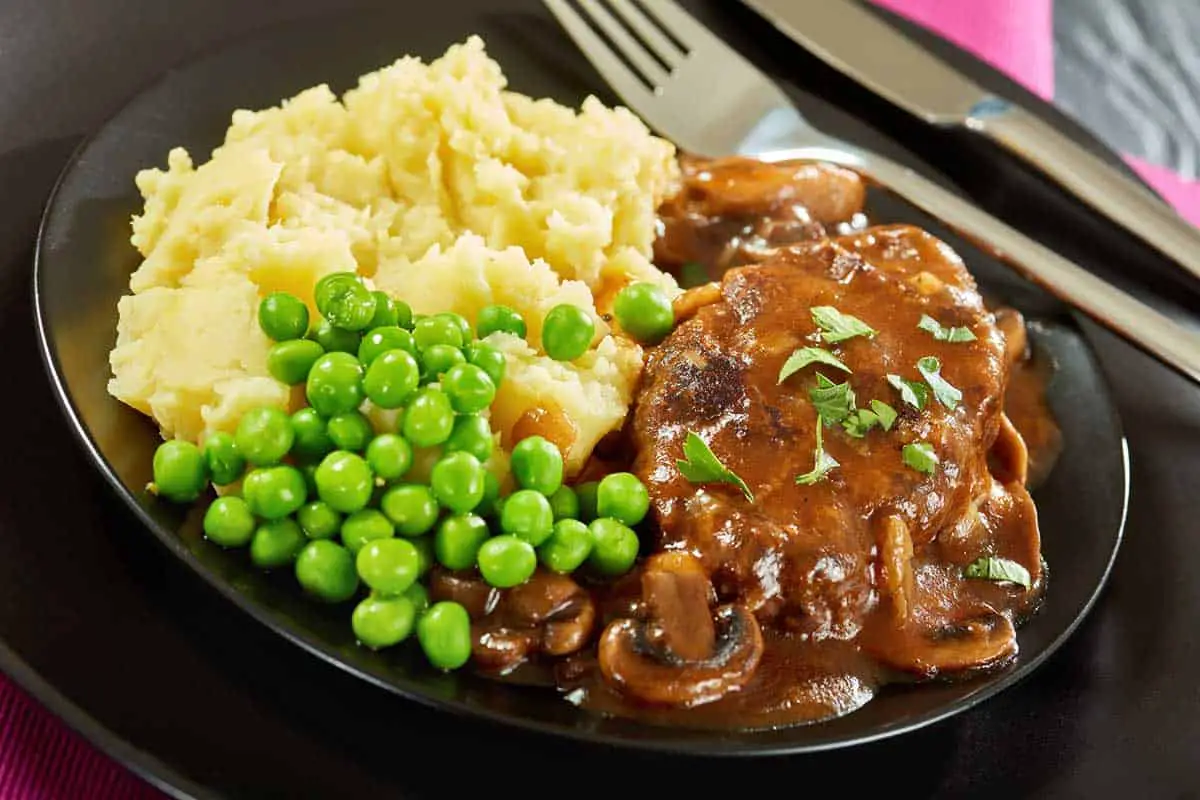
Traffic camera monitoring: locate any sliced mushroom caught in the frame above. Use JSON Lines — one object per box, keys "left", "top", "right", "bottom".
{"left": 597, "top": 553, "right": 763, "bottom": 707}
{"left": 504, "top": 572, "right": 597, "bottom": 657}
{"left": 470, "top": 571, "right": 597, "bottom": 674}
{"left": 993, "top": 307, "right": 1029, "bottom": 366}
{"left": 870, "top": 612, "right": 1018, "bottom": 677}
{"left": 989, "top": 412, "right": 1030, "bottom": 486}
{"left": 876, "top": 515, "right": 915, "bottom": 627}
{"left": 427, "top": 569, "right": 500, "bottom": 619}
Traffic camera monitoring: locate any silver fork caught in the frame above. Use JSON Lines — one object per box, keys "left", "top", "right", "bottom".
{"left": 543, "top": 0, "right": 1200, "bottom": 385}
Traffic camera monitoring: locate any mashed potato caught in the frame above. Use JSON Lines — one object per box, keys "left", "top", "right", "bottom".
{"left": 108, "top": 36, "right": 680, "bottom": 476}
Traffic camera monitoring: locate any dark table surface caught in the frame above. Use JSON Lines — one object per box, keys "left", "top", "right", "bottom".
{"left": 3, "top": 1, "right": 1200, "bottom": 798}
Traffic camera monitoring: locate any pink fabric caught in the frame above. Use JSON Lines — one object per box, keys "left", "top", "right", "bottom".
{"left": 873, "top": 0, "right": 1055, "bottom": 99}
{"left": 1125, "top": 155, "right": 1200, "bottom": 227}
{"left": 2, "top": 1, "right": 1198, "bottom": 797}
{"left": 877, "top": 0, "right": 1200, "bottom": 224}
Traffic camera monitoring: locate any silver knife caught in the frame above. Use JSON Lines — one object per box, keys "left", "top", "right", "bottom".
{"left": 740, "top": 0, "right": 1200, "bottom": 287}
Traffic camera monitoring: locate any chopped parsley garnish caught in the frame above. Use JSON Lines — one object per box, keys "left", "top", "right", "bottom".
{"left": 811, "top": 306, "right": 877, "bottom": 344}
{"left": 778, "top": 347, "right": 850, "bottom": 383}
{"left": 677, "top": 431, "right": 755, "bottom": 503}
{"left": 841, "top": 408, "right": 880, "bottom": 438}
{"left": 902, "top": 441, "right": 938, "bottom": 474}
{"left": 870, "top": 399, "right": 898, "bottom": 431}
{"left": 916, "top": 356, "right": 963, "bottom": 410}
{"left": 964, "top": 556, "right": 1032, "bottom": 589}
{"left": 796, "top": 425, "right": 839, "bottom": 485}
{"left": 918, "top": 314, "right": 977, "bottom": 343}
{"left": 887, "top": 374, "right": 928, "bottom": 410}
{"left": 809, "top": 373, "right": 856, "bottom": 424}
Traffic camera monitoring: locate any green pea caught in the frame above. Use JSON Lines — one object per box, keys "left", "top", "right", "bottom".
{"left": 434, "top": 514, "right": 490, "bottom": 571}
{"left": 362, "top": 349, "right": 420, "bottom": 410}
{"left": 417, "top": 601, "right": 472, "bottom": 670}
{"left": 596, "top": 472, "right": 650, "bottom": 526}
{"left": 151, "top": 440, "right": 208, "bottom": 503}
{"left": 575, "top": 481, "right": 599, "bottom": 522}
{"left": 327, "top": 410, "right": 374, "bottom": 452}
{"left": 380, "top": 484, "right": 440, "bottom": 537}
{"left": 440, "top": 363, "right": 496, "bottom": 414}
{"left": 341, "top": 509, "right": 395, "bottom": 554}
{"left": 541, "top": 304, "right": 595, "bottom": 361}
{"left": 297, "top": 500, "right": 342, "bottom": 540}
{"left": 358, "top": 326, "right": 416, "bottom": 366}
{"left": 404, "top": 581, "right": 430, "bottom": 614}
{"left": 466, "top": 341, "right": 507, "bottom": 388}
{"left": 368, "top": 291, "right": 399, "bottom": 330}
{"left": 510, "top": 435, "right": 564, "bottom": 496}
{"left": 444, "top": 415, "right": 495, "bottom": 463}
{"left": 420, "top": 343, "right": 466, "bottom": 384}
{"left": 613, "top": 282, "right": 675, "bottom": 345}
{"left": 202, "top": 496, "right": 255, "bottom": 548}
{"left": 477, "top": 535, "right": 537, "bottom": 589}
{"left": 267, "top": 338, "right": 325, "bottom": 385}
{"left": 587, "top": 518, "right": 640, "bottom": 576}
{"left": 311, "top": 319, "right": 362, "bottom": 355}
{"left": 295, "top": 540, "right": 359, "bottom": 603}
{"left": 243, "top": 465, "right": 307, "bottom": 520}
{"left": 314, "top": 451, "right": 374, "bottom": 513}
{"left": 411, "top": 535, "right": 434, "bottom": 578}
{"left": 476, "top": 305, "right": 526, "bottom": 339}
{"left": 499, "top": 489, "right": 554, "bottom": 546}
{"left": 392, "top": 300, "right": 414, "bottom": 331}
{"left": 548, "top": 485, "right": 580, "bottom": 521}
{"left": 203, "top": 432, "right": 244, "bottom": 487}
{"left": 234, "top": 407, "right": 294, "bottom": 467}
{"left": 401, "top": 387, "right": 455, "bottom": 448}
{"left": 476, "top": 471, "right": 502, "bottom": 518}
{"left": 413, "top": 315, "right": 463, "bottom": 352}
{"left": 290, "top": 408, "right": 334, "bottom": 462}
{"left": 430, "top": 452, "right": 486, "bottom": 514}
{"left": 300, "top": 462, "right": 320, "bottom": 496}
{"left": 538, "top": 519, "right": 593, "bottom": 574}
{"left": 314, "top": 272, "right": 375, "bottom": 331}
{"left": 365, "top": 433, "right": 413, "bottom": 481}
{"left": 356, "top": 537, "right": 420, "bottom": 595}
{"left": 306, "top": 352, "right": 366, "bottom": 417}
{"left": 353, "top": 595, "right": 417, "bottom": 650}
{"left": 436, "top": 312, "right": 473, "bottom": 344}
{"left": 258, "top": 292, "right": 310, "bottom": 342}
{"left": 250, "top": 518, "right": 306, "bottom": 569}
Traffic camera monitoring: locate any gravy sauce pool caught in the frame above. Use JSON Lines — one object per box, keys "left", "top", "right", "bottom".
{"left": 458, "top": 155, "right": 1061, "bottom": 730}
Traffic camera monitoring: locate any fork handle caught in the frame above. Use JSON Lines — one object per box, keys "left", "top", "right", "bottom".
{"left": 858, "top": 154, "right": 1200, "bottom": 385}
{"left": 969, "top": 105, "right": 1200, "bottom": 288}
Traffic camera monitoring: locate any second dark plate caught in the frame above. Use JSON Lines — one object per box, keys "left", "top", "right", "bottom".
{"left": 32, "top": 0, "right": 1127, "bottom": 756}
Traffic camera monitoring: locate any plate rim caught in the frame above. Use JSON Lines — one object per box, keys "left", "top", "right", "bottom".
{"left": 18, "top": 3, "right": 1132, "bottom": 779}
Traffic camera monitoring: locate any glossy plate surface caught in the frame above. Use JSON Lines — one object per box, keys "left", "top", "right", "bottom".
{"left": 30, "top": 2, "right": 1127, "bottom": 757}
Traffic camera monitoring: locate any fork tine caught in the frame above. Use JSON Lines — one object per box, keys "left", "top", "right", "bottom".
{"left": 577, "top": 0, "right": 669, "bottom": 86}
{"left": 608, "top": 0, "right": 686, "bottom": 68}
{"left": 543, "top": 0, "right": 658, "bottom": 108}
{"left": 639, "top": 0, "right": 745, "bottom": 59}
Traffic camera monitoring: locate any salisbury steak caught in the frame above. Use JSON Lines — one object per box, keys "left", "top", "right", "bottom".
{"left": 620, "top": 224, "right": 1041, "bottom": 703}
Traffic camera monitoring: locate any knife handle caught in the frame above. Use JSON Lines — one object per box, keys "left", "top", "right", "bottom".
{"left": 966, "top": 101, "right": 1200, "bottom": 288}
{"left": 855, "top": 152, "right": 1200, "bottom": 385}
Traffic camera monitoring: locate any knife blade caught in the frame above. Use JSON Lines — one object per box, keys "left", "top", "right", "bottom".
{"left": 741, "top": 0, "right": 1200, "bottom": 288}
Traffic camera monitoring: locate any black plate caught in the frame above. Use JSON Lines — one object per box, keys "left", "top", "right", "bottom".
{"left": 7, "top": 0, "right": 1199, "bottom": 796}
{"left": 31, "top": 0, "right": 1127, "bottom": 757}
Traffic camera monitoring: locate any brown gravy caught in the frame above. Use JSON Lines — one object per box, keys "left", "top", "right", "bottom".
{"left": 442, "top": 155, "right": 1060, "bottom": 731}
